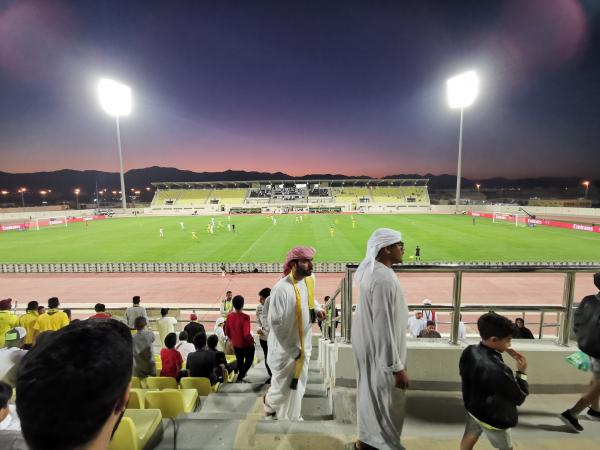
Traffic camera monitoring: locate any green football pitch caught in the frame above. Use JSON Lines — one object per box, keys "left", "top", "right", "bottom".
{"left": 0, "top": 214, "right": 599, "bottom": 263}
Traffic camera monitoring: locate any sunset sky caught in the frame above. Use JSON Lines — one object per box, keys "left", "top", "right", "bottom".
{"left": 1, "top": 0, "right": 599, "bottom": 178}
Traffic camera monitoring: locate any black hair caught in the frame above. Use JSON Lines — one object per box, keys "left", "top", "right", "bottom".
{"left": 48, "top": 297, "right": 59, "bottom": 309}
{"left": 134, "top": 316, "right": 147, "bottom": 331}
{"left": 63, "top": 309, "right": 72, "bottom": 320}
{"left": 207, "top": 334, "right": 219, "bottom": 350}
{"left": 17, "top": 320, "right": 132, "bottom": 450}
{"left": 232, "top": 295, "right": 244, "bottom": 311}
{"left": 594, "top": 272, "right": 600, "bottom": 290}
{"left": 179, "top": 330, "right": 188, "bottom": 342}
{"left": 477, "top": 312, "right": 517, "bottom": 340}
{"left": 164, "top": 332, "right": 177, "bottom": 349}
{"left": 0, "top": 380, "right": 12, "bottom": 409}
{"left": 132, "top": 296, "right": 140, "bottom": 305}
{"left": 515, "top": 318, "right": 525, "bottom": 325}
{"left": 193, "top": 332, "right": 207, "bottom": 350}
{"left": 258, "top": 288, "right": 271, "bottom": 298}
{"left": 94, "top": 303, "right": 105, "bottom": 313}
{"left": 426, "top": 320, "right": 436, "bottom": 327}
{"left": 160, "top": 308, "right": 169, "bottom": 317}
{"left": 27, "top": 301, "right": 39, "bottom": 311}
{"left": 226, "top": 290, "right": 232, "bottom": 295}
{"left": 37, "top": 306, "right": 45, "bottom": 313}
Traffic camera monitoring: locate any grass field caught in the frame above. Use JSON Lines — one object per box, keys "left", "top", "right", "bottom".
{"left": 0, "top": 214, "right": 599, "bottom": 263}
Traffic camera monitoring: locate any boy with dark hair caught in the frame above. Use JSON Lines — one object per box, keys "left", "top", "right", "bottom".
{"left": 459, "top": 312, "right": 528, "bottom": 450}
{"left": 34, "top": 297, "right": 69, "bottom": 336}
{"left": 89, "top": 303, "right": 112, "bottom": 320}
{"left": 187, "top": 332, "right": 218, "bottom": 384}
{"left": 124, "top": 296, "right": 148, "bottom": 329}
{"left": 0, "top": 380, "right": 20, "bottom": 431}
{"left": 160, "top": 332, "right": 183, "bottom": 379}
{"left": 132, "top": 316, "right": 156, "bottom": 378}
{"left": 224, "top": 295, "right": 255, "bottom": 383}
{"left": 16, "top": 319, "right": 132, "bottom": 450}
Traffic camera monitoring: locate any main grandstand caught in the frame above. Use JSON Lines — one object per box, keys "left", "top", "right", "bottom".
{"left": 149, "top": 178, "right": 431, "bottom": 212}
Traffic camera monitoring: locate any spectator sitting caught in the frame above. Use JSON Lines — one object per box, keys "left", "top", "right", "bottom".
{"left": 124, "top": 295, "right": 148, "bottom": 330}
{"left": 186, "top": 332, "right": 218, "bottom": 385}
{"left": 157, "top": 308, "right": 178, "bottom": 348}
{"left": 513, "top": 318, "right": 534, "bottom": 339}
{"left": 0, "top": 380, "right": 20, "bottom": 431}
{"left": 160, "top": 333, "right": 183, "bottom": 380}
{"left": 34, "top": 297, "right": 70, "bottom": 338}
{"left": 175, "top": 331, "right": 195, "bottom": 362}
{"left": 16, "top": 319, "right": 132, "bottom": 450}
{"left": 132, "top": 316, "right": 156, "bottom": 378}
{"left": 0, "top": 299, "right": 18, "bottom": 348}
{"left": 207, "top": 333, "right": 234, "bottom": 381}
{"left": 89, "top": 303, "right": 112, "bottom": 320}
{"left": 418, "top": 321, "right": 442, "bottom": 338}
{"left": 17, "top": 301, "right": 39, "bottom": 350}
{"left": 0, "top": 327, "right": 28, "bottom": 387}
{"left": 407, "top": 311, "right": 427, "bottom": 338}
{"left": 224, "top": 295, "right": 255, "bottom": 383}
{"left": 183, "top": 313, "right": 205, "bottom": 343}
{"left": 214, "top": 317, "right": 228, "bottom": 353}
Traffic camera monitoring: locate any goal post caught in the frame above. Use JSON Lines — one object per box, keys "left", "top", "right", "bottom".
{"left": 35, "top": 216, "right": 69, "bottom": 231}
{"left": 492, "top": 212, "right": 527, "bottom": 227}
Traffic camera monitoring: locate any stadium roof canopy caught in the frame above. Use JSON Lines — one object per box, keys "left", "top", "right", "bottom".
{"left": 151, "top": 178, "right": 429, "bottom": 189}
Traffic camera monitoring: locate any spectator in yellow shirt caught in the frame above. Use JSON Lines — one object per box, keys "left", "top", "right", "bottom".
{"left": 0, "top": 299, "right": 18, "bottom": 348}
{"left": 17, "top": 301, "right": 39, "bottom": 350}
{"left": 33, "top": 297, "right": 70, "bottom": 338}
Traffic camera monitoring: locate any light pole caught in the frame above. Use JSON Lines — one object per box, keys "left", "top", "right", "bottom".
{"left": 18, "top": 188, "right": 27, "bottom": 207}
{"left": 74, "top": 188, "right": 80, "bottom": 209}
{"left": 475, "top": 183, "right": 481, "bottom": 192}
{"left": 98, "top": 78, "right": 132, "bottom": 211}
{"left": 447, "top": 70, "right": 479, "bottom": 211}
{"left": 582, "top": 180, "right": 590, "bottom": 199}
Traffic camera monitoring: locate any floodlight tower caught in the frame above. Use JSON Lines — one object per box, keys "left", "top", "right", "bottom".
{"left": 98, "top": 78, "right": 132, "bottom": 211}
{"left": 583, "top": 180, "right": 590, "bottom": 199}
{"left": 446, "top": 70, "right": 479, "bottom": 211}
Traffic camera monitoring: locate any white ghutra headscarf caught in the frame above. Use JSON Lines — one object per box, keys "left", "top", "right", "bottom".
{"left": 354, "top": 228, "right": 403, "bottom": 283}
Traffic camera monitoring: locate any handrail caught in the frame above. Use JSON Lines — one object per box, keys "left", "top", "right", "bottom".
{"left": 337, "top": 263, "right": 600, "bottom": 346}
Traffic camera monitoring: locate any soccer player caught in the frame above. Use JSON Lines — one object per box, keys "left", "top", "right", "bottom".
{"left": 415, "top": 245, "right": 421, "bottom": 261}
{"left": 180, "top": 221, "right": 185, "bottom": 230}
{"left": 329, "top": 225, "right": 335, "bottom": 238}
{"left": 192, "top": 231, "right": 198, "bottom": 240}
{"left": 159, "top": 228, "right": 164, "bottom": 238}
{"left": 352, "top": 219, "right": 356, "bottom": 230}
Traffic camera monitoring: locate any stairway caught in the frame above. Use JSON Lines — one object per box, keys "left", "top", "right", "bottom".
{"left": 155, "top": 342, "right": 355, "bottom": 450}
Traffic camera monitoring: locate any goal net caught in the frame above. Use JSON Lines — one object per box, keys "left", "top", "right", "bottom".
{"left": 492, "top": 212, "right": 527, "bottom": 227}
{"left": 35, "top": 216, "right": 69, "bottom": 230}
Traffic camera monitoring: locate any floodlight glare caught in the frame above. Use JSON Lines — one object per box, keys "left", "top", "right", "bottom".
{"left": 447, "top": 70, "right": 479, "bottom": 109}
{"left": 98, "top": 78, "right": 132, "bottom": 117}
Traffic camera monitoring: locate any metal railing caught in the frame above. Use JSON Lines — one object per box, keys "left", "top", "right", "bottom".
{"left": 323, "top": 262, "right": 600, "bottom": 346}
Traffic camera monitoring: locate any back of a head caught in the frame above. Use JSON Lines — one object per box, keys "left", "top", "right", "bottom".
{"left": 17, "top": 319, "right": 132, "bottom": 450}
{"left": 134, "top": 316, "right": 147, "bottom": 331}
{"left": 232, "top": 295, "right": 244, "bottom": 311}
{"left": 426, "top": 320, "right": 436, "bottom": 327}
{"left": 0, "top": 380, "right": 12, "bottom": 409}
{"left": 207, "top": 334, "right": 219, "bottom": 350}
{"left": 258, "top": 288, "right": 271, "bottom": 299}
{"left": 193, "top": 332, "right": 207, "bottom": 350}
{"left": 48, "top": 297, "right": 59, "bottom": 309}
{"left": 594, "top": 272, "right": 600, "bottom": 291}
{"left": 179, "top": 330, "right": 188, "bottom": 342}
{"left": 27, "top": 300, "right": 39, "bottom": 312}
{"left": 164, "top": 332, "right": 177, "bottom": 349}
{"left": 477, "top": 312, "right": 516, "bottom": 340}
{"left": 132, "top": 296, "right": 140, "bottom": 305}
{"left": 94, "top": 303, "right": 105, "bottom": 313}
{"left": 160, "top": 308, "right": 169, "bottom": 317}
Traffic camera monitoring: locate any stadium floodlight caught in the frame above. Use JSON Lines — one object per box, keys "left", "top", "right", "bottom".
{"left": 583, "top": 180, "right": 590, "bottom": 199}
{"left": 74, "top": 188, "right": 81, "bottom": 210}
{"left": 447, "top": 70, "right": 479, "bottom": 211}
{"left": 475, "top": 183, "right": 481, "bottom": 192}
{"left": 18, "top": 187, "right": 27, "bottom": 207}
{"left": 98, "top": 78, "right": 132, "bottom": 211}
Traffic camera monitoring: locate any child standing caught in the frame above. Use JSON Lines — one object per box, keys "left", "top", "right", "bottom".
{"left": 459, "top": 312, "right": 528, "bottom": 450}
{"left": 160, "top": 332, "right": 183, "bottom": 380}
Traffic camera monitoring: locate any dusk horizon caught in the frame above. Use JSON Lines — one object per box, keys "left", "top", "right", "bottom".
{"left": 2, "top": 1, "right": 600, "bottom": 179}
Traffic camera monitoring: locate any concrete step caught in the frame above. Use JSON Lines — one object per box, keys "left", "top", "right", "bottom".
{"left": 217, "top": 382, "right": 267, "bottom": 394}
{"left": 304, "top": 383, "right": 328, "bottom": 398}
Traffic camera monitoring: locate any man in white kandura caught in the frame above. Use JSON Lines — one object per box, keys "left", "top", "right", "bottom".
{"left": 353, "top": 228, "right": 409, "bottom": 450}
{"left": 264, "top": 246, "right": 325, "bottom": 420}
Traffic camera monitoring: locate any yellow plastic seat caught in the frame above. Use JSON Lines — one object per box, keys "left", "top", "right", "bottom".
{"left": 109, "top": 417, "right": 137, "bottom": 450}
{"left": 225, "top": 355, "right": 236, "bottom": 363}
{"left": 146, "top": 376, "right": 178, "bottom": 390}
{"left": 180, "top": 377, "right": 212, "bottom": 396}
{"left": 211, "top": 382, "right": 221, "bottom": 393}
{"left": 127, "top": 388, "right": 146, "bottom": 409}
{"left": 145, "top": 389, "right": 198, "bottom": 418}
{"left": 131, "top": 377, "right": 142, "bottom": 388}
{"left": 124, "top": 409, "right": 162, "bottom": 450}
